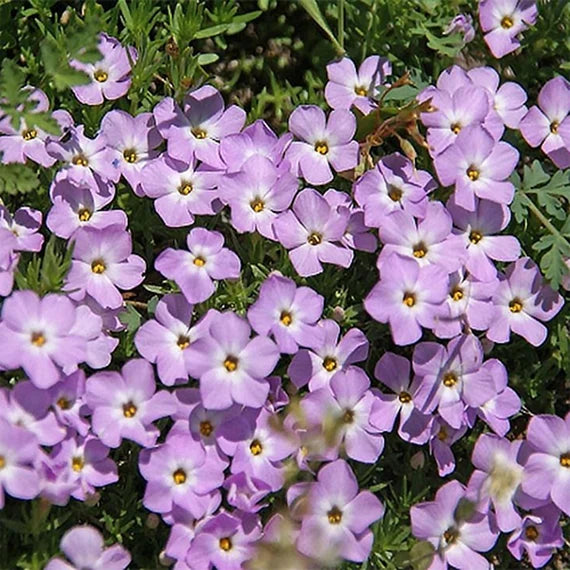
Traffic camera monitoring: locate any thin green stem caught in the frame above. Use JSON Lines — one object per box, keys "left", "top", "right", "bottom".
{"left": 338, "top": 0, "right": 345, "bottom": 50}
{"left": 519, "top": 191, "right": 570, "bottom": 247}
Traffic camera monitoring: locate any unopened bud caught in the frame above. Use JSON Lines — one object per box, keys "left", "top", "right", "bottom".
{"left": 331, "top": 306, "right": 345, "bottom": 323}
{"left": 60, "top": 9, "right": 71, "bottom": 25}
{"left": 410, "top": 450, "right": 425, "bottom": 470}
{"left": 146, "top": 513, "right": 160, "bottom": 529}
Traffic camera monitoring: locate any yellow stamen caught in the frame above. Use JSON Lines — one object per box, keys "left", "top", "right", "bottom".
{"left": 438, "top": 426, "right": 448, "bottom": 441}
{"left": 501, "top": 16, "right": 514, "bottom": 29}
{"left": 250, "top": 198, "right": 264, "bottom": 213}
{"left": 22, "top": 128, "right": 37, "bottom": 141}
{"left": 193, "top": 256, "right": 206, "bottom": 267}
{"left": 307, "top": 232, "right": 322, "bottom": 246}
{"left": 122, "top": 401, "right": 137, "bottom": 418}
{"left": 200, "top": 420, "right": 213, "bottom": 437}
{"left": 72, "top": 456, "right": 84, "bottom": 472}
{"left": 192, "top": 127, "right": 207, "bottom": 139}
{"left": 443, "top": 527, "right": 459, "bottom": 544}
{"left": 31, "top": 332, "right": 46, "bottom": 347}
{"left": 342, "top": 409, "right": 354, "bottom": 424}
{"left": 78, "top": 208, "right": 92, "bottom": 222}
{"left": 412, "top": 242, "right": 427, "bottom": 258}
{"left": 509, "top": 299, "right": 523, "bottom": 313}
{"left": 399, "top": 391, "right": 412, "bottom": 404}
{"left": 219, "top": 537, "right": 232, "bottom": 551}
{"left": 250, "top": 439, "right": 263, "bottom": 456}
{"left": 388, "top": 185, "right": 403, "bottom": 202}
{"left": 172, "top": 468, "right": 187, "bottom": 485}
{"left": 322, "top": 356, "right": 338, "bottom": 372}
{"left": 560, "top": 453, "right": 570, "bottom": 468}
{"left": 177, "top": 335, "right": 190, "bottom": 350}
{"left": 178, "top": 182, "right": 193, "bottom": 195}
{"left": 550, "top": 121, "right": 559, "bottom": 135}
{"left": 91, "top": 259, "right": 106, "bottom": 274}
{"left": 94, "top": 69, "right": 108, "bottom": 82}
{"left": 403, "top": 292, "right": 416, "bottom": 307}
{"left": 467, "top": 166, "right": 480, "bottom": 181}
{"left": 72, "top": 154, "right": 89, "bottom": 167}
{"left": 525, "top": 525, "right": 539, "bottom": 541}
{"left": 314, "top": 141, "right": 329, "bottom": 155}
{"left": 469, "top": 230, "right": 483, "bottom": 244}
{"left": 57, "top": 397, "right": 71, "bottom": 410}
{"left": 451, "top": 123, "right": 462, "bottom": 135}
{"left": 327, "top": 506, "right": 342, "bottom": 524}
{"left": 0, "top": 456, "right": 5, "bottom": 469}
{"left": 123, "top": 149, "right": 137, "bottom": 163}
{"left": 451, "top": 287, "right": 464, "bottom": 302}
{"left": 280, "top": 311, "right": 293, "bottom": 326}
{"left": 443, "top": 372, "right": 458, "bottom": 388}
{"left": 224, "top": 356, "right": 238, "bottom": 372}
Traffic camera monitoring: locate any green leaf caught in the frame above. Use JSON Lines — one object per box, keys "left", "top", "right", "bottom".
{"left": 0, "top": 163, "right": 39, "bottom": 195}
{"left": 119, "top": 304, "right": 142, "bottom": 333}
{"left": 194, "top": 23, "right": 230, "bottom": 39}
{"left": 297, "top": 0, "right": 344, "bottom": 53}
{"left": 197, "top": 53, "right": 219, "bottom": 65}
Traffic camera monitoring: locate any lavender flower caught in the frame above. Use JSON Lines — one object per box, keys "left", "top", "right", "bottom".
{"left": 155, "top": 227, "right": 241, "bottom": 304}
{"left": 220, "top": 155, "right": 298, "bottom": 239}
{"left": 218, "top": 408, "right": 297, "bottom": 492}
{"left": 64, "top": 226, "right": 146, "bottom": 310}
{"left": 447, "top": 196, "right": 520, "bottom": 281}
{"left": 0, "top": 88, "right": 73, "bottom": 167}
{"left": 522, "top": 413, "right": 570, "bottom": 516}
{"left": 135, "top": 294, "right": 212, "bottom": 386}
{"left": 435, "top": 125, "right": 519, "bottom": 211}
{"left": 444, "top": 14, "right": 475, "bottom": 43}
{"left": 247, "top": 273, "right": 324, "bottom": 354}
{"left": 185, "top": 311, "right": 280, "bottom": 409}
{"left": 139, "top": 431, "right": 226, "bottom": 517}
{"left": 519, "top": 76, "right": 570, "bottom": 169}
{"left": 412, "top": 335, "right": 496, "bottom": 429}
{"left": 51, "top": 434, "right": 118, "bottom": 501}
{"left": 86, "top": 359, "right": 176, "bottom": 448}
{"left": 353, "top": 152, "right": 434, "bottom": 226}
{"left": 479, "top": 0, "right": 538, "bottom": 59}
{"left": 364, "top": 253, "right": 448, "bottom": 346}
{"left": 187, "top": 511, "right": 262, "bottom": 569}
{"left": 154, "top": 85, "right": 246, "bottom": 169}
{"left": 287, "top": 319, "right": 369, "bottom": 390}
{"left": 507, "top": 506, "right": 564, "bottom": 568}
{"left": 410, "top": 480, "right": 498, "bottom": 569}
{"left": 45, "top": 525, "right": 130, "bottom": 570}
{"left": 140, "top": 153, "right": 219, "bottom": 227}
{"left": 47, "top": 178, "right": 127, "bottom": 239}
{"left": 377, "top": 201, "right": 467, "bottom": 273}
{"left": 487, "top": 257, "right": 563, "bottom": 346}
{"left": 288, "top": 459, "right": 384, "bottom": 563}
{"left": 100, "top": 110, "right": 162, "bottom": 195}
{"left": 300, "top": 368, "right": 385, "bottom": 463}
{"left": 273, "top": 188, "right": 353, "bottom": 277}
{"left": 371, "top": 352, "right": 431, "bottom": 444}
{"left": 0, "top": 290, "right": 86, "bottom": 388}
{"left": 71, "top": 33, "right": 136, "bottom": 105}
{"left": 220, "top": 119, "right": 292, "bottom": 172}
{"left": 285, "top": 106, "right": 359, "bottom": 185}
{"left": 325, "top": 55, "right": 391, "bottom": 114}
{"left": 0, "top": 418, "right": 40, "bottom": 508}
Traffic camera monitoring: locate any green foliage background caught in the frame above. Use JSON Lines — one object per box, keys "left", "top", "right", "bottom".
{"left": 0, "top": 0, "right": 568, "bottom": 568}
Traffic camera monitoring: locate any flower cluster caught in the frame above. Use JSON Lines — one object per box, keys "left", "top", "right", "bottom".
{"left": 0, "top": 26, "right": 567, "bottom": 570}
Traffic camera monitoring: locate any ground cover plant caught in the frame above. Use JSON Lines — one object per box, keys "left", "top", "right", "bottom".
{"left": 0, "top": 0, "right": 569, "bottom": 568}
